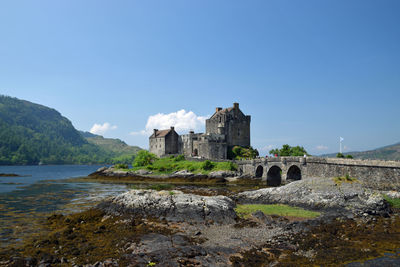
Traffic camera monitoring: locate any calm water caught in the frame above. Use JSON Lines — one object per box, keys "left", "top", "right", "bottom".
{"left": 0, "top": 165, "right": 129, "bottom": 245}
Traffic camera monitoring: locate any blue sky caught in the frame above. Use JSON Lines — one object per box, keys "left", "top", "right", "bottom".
{"left": 1, "top": 0, "right": 399, "bottom": 155}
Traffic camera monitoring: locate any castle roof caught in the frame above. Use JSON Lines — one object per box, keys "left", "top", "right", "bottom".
{"left": 217, "top": 107, "right": 234, "bottom": 114}
{"left": 210, "top": 103, "right": 246, "bottom": 120}
{"left": 150, "top": 129, "right": 171, "bottom": 138}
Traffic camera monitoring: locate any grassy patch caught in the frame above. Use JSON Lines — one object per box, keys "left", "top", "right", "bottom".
{"left": 235, "top": 204, "right": 320, "bottom": 219}
{"left": 132, "top": 155, "right": 237, "bottom": 175}
{"left": 383, "top": 195, "right": 400, "bottom": 208}
{"left": 333, "top": 174, "right": 358, "bottom": 186}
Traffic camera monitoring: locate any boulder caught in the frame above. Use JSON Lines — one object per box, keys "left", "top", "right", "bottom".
{"left": 208, "top": 171, "right": 236, "bottom": 178}
{"left": 98, "top": 190, "right": 237, "bottom": 224}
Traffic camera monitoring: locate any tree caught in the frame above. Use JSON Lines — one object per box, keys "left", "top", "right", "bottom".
{"left": 229, "top": 146, "right": 259, "bottom": 159}
{"left": 336, "top": 153, "right": 345, "bottom": 158}
{"left": 269, "top": 144, "right": 309, "bottom": 157}
{"left": 133, "top": 150, "right": 157, "bottom": 167}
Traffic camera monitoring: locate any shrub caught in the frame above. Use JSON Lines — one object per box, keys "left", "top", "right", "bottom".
{"left": 229, "top": 162, "right": 238, "bottom": 171}
{"left": 333, "top": 174, "right": 358, "bottom": 185}
{"left": 202, "top": 160, "right": 215, "bottom": 171}
{"left": 188, "top": 166, "right": 196, "bottom": 172}
{"left": 346, "top": 155, "right": 353, "bottom": 159}
{"left": 133, "top": 150, "right": 157, "bottom": 167}
{"left": 336, "top": 153, "right": 345, "bottom": 158}
{"left": 114, "top": 163, "right": 128, "bottom": 169}
{"left": 174, "top": 154, "right": 185, "bottom": 162}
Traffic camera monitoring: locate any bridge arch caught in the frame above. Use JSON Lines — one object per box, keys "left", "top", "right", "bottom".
{"left": 267, "top": 165, "right": 282, "bottom": 186}
{"left": 255, "top": 165, "right": 263, "bottom": 178}
{"left": 287, "top": 165, "right": 301, "bottom": 181}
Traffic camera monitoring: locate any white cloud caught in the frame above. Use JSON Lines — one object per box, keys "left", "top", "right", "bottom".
{"left": 316, "top": 145, "right": 329, "bottom": 151}
{"left": 130, "top": 109, "right": 207, "bottom": 136}
{"left": 90, "top": 122, "right": 117, "bottom": 135}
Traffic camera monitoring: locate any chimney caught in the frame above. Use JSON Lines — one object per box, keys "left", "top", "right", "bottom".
{"left": 170, "top": 126, "right": 175, "bottom": 131}
{"left": 233, "top": 102, "right": 239, "bottom": 109}
{"left": 216, "top": 107, "right": 222, "bottom": 112}
{"left": 153, "top": 129, "right": 158, "bottom": 136}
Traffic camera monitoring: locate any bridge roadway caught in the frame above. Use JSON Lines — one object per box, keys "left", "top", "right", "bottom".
{"left": 235, "top": 157, "right": 400, "bottom": 190}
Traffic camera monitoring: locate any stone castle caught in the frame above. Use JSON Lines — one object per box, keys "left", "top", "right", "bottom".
{"left": 149, "top": 103, "right": 251, "bottom": 159}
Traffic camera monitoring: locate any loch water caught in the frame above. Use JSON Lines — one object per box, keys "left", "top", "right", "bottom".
{"left": 0, "top": 165, "right": 129, "bottom": 246}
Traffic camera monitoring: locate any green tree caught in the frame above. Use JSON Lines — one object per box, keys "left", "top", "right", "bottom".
{"left": 336, "top": 153, "right": 345, "bottom": 158}
{"left": 229, "top": 146, "right": 259, "bottom": 159}
{"left": 133, "top": 150, "right": 157, "bottom": 167}
{"left": 269, "top": 144, "right": 309, "bottom": 157}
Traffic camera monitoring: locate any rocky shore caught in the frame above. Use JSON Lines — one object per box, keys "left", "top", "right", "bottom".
{"left": 89, "top": 166, "right": 239, "bottom": 182}
{"left": 1, "top": 169, "right": 399, "bottom": 266}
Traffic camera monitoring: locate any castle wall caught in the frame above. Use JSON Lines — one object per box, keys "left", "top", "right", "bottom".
{"left": 194, "top": 140, "right": 227, "bottom": 159}
{"left": 149, "top": 137, "right": 166, "bottom": 157}
{"left": 165, "top": 131, "right": 179, "bottom": 155}
{"left": 179, "top": 133, "right": 202, "bottom": 157}
{"left": 226, "top": 115, "right": 250, "bottom": 148}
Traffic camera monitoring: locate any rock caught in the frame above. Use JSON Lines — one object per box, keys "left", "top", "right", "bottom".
{"left": 208, "top": 170, "right": 236, "bottom": 178}
{"left": 98, "top": 190, "right": 237, "bottom": 224}
{"left": 173, "top": 170, "right": 194, "bottom": 178}
{"left": 235, "top": 177, "right": 390, "bottom": 216}
{"left": 97, "top": 167, "right": 108, "bottom": 173}
{"left": 111, "top": 170, "right": 129, "bottom": 177}
{"left": 135, "top": 169, "right": 153, "bottom": 175}
{"left": 251, "top": 210, "right": 274, "bottom": 224}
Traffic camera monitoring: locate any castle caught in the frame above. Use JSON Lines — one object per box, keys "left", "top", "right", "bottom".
{"left": 149, "top": 103, "right": 251, "bottom": 159}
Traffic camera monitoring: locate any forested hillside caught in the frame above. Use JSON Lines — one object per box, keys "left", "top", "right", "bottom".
{"left": 0, "top": 95, "right": 117, "bottom": 165}
{"left": 80, "top": 131, "right": 142, "bottom": 165}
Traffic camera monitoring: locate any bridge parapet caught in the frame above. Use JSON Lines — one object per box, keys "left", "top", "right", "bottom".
{"left": 237, "top": 156, "right": 400, "bottom": 168}
{"left": 306, "top": 157, "right": 400, "bottom": 168}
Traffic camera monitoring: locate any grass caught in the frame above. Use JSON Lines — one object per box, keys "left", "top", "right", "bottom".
{"left": 235, "top": 204, "right": 321, "bottom": 219}
{"left": 129, "top": 155, "right": 237, "bottom": 175}
{"left": 333, "top": 174, "right": 358, "bottom": 186}
{"left": 383, "top": 195, "right": 400, "bottom": 208}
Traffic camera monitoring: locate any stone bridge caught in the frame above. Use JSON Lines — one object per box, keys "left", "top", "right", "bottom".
{"left": 235, "top": 157, "right": 400, "bottom": 190}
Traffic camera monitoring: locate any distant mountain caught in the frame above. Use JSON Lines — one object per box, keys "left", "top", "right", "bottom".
{"left": 321, "top": 142, "right": 400, "bottom": 161}
{"left": 0, "top": 95, "right": 141, "bottom": 165}
{"left": 80, "top": 131, "right": 142, "bottom": 157}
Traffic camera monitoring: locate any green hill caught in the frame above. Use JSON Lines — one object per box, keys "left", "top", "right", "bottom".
{"left": 80, "top": 131, "right": 142, "bottom": 164}
{"left": 0, "top": 95, "right": 141, "bottom": 165}
{"left": 321, "top": 142, "right": 400, "bottom": 161}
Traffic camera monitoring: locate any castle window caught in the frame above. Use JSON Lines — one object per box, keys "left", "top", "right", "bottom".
{"left": 237, "top": 129, "right": 240, "bottom": 137}
{"left": 219, "top": 117, "right": 221, "bottom": 123}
